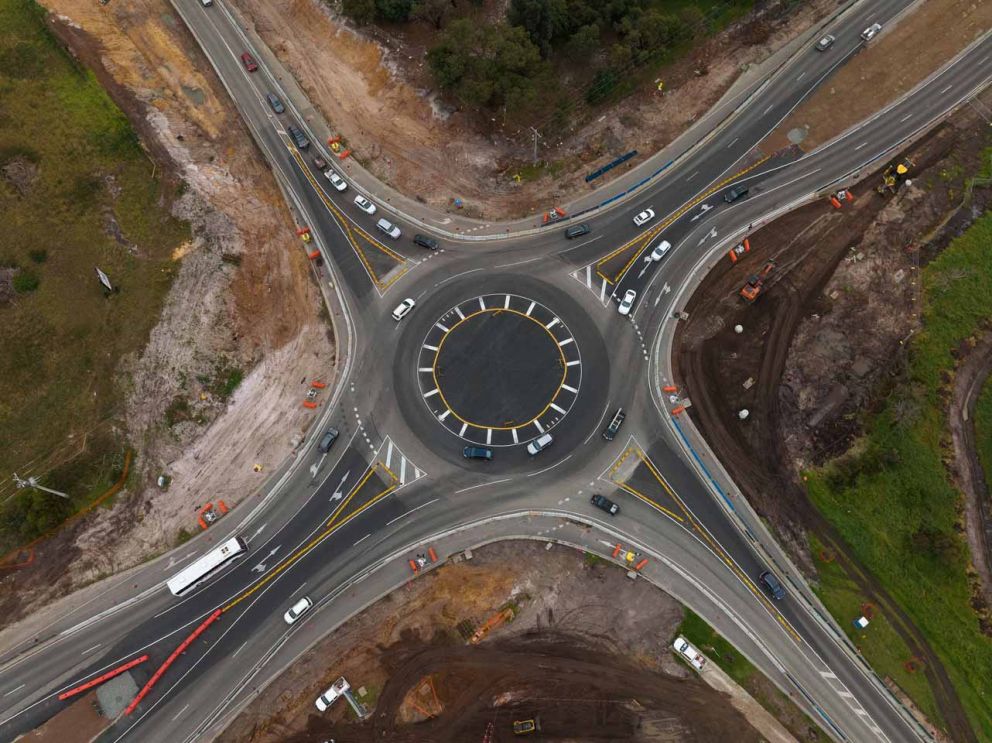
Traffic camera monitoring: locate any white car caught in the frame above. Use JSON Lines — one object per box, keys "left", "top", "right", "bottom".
{"left": 673, "top": 636, "right": 706, "bottom": 671}
{"left": 283, "top": 596, "right": 313, "bottom": 625}
{"left": 354, "top": 194, "right": 376, "bottom": 215}
{"left": 860, "top": 23, "right": 881, "bottom": 41}
{"left": 618, "top": 289, "right": 636, "bottom": 316}
{"left": 633, "top": 208, "right": 655, "bottom": 227}
{"left": 391, "top": 298, "right": 415, "bottom": 321}
{"left": 324, "top": 169, "right": 347, "bottom": 192}
{"left": 649, "top": 240, "right": 672, "bottom": 261}
{"left": 526, "top": 433, "right": 553, "bottom": 456}
{"left": 814, "top": 34, "right": 835, "bottom": 51}
{"left": 315, "top": 677, "right": 350, "bottom": 712}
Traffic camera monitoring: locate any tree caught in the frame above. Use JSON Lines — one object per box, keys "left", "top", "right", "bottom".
{"left": 376, "top": 0, "right": 413, "bottom": 23}
{"left": 565, "top": 23, "right": 600, "bottom": 59}
{"left": 413, "top": 0, "right": 454, "bottom": 29}
{"left": 508, "top": 0, "right": 569, "bottom": 57}
{"left": 428, "top": 20, "right": 547, "bottom": 110}
{"left": 341, "top": 0, "right": 377, "bottom": 24}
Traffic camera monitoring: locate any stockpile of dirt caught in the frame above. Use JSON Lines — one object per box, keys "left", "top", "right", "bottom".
{"left": 0, "top": 0, "right": 334, "bottom": 631}
{"left": 218, "top": 541, "right": 756, "bottom": 742}
{"left": 232, "top": 0, "right": 839, "bottom": 217}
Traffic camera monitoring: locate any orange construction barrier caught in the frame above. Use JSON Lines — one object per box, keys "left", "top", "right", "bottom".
{"left": 409, "top": 559, "right": 419, "bottom": 573}
{"left": 612, "top": 544, "right": 623, "bottom": 558}
{"left": 303, "top": 401, "right": 318, "bottom": 409}
{"left": 428, "top": 547, "right": 437, "bottom": 562}
{"left": 311, "top": 379, "right": 327, "bottom": 389}
{"left": 671, "top": 406, "right": 685, "bottom": 416}
{"left": 296, "top": 227, "right": 310, "bottom": 236}
{"left": 60, "top": 655, "right": 149, "bottom": 700}
{"left": 829, "top": 196, "right": 842, "bottom": 208}
{"left": 217, "top": 500, "right": 228, "bottom": 515}
{"left": 337, "top": 149, "right": 352, "bottom": 160}
{"left": 308, "top": 250, "right": 321, "bottom": 260}
{"left": 663, "top": 385, "right": 678, "bottom": 393}
{"left": 327, "top": 135, "right": 341, "bottom": 145}
{"left": 634, "top": 558, "right": 648, "bottom": 571}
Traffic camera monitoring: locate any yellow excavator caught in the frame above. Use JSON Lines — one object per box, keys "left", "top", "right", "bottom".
{"left": 876, "top": 157, "right": 914, "bottom": 195}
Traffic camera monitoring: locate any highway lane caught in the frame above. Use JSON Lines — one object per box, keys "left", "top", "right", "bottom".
{"left": 0, "top": 0, "right": 980, "bottom": 740}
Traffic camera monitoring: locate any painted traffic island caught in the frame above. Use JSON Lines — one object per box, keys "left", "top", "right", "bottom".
{"left": 417, "top": 294, "right": 581, "bottom": 446}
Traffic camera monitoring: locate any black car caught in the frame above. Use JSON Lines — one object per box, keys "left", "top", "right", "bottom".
{"left": 564, "top": 223, "right": 591, "bottom": 239}
{"left": 266, "top": 92, "right": 285, "bottom": 114}
{"left": 313, "top": 154, "right": 328, "bottom": 170}
{"left": 318, "top": 428, "right": 339, "bottom": 453}
{"left": 591, "top": 494, "right": 620, "bottom": 515}
{"left": 602, "top": 408, "right": 626, "bottom": 441}
{"left": 723, "top": 184, "right": 749, "bottom": 203}
{"left": 759, "top": 570, "right": 786, "bottom": 600}
{"left": 463, "top": 446, "right": 493, "bottom": 461}
{"left": 413, "top": 234, "right": 439, "bottom": 250}
{"left": 287, "top": 125, "right": 310, "bottom": 150}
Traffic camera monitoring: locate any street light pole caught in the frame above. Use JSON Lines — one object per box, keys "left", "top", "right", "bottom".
{"left": 12, "top": 473, "right": 70, "bottom": 499}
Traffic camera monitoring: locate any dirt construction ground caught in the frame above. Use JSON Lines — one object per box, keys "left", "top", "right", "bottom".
{"left": 219, "top": 541, "right": 774, "bottom": 743}
{"left": 672, "top": 95, "right": 992, "bottom": 742}
{"left": 0, "top": 0, "right": 334, "bottom": 635}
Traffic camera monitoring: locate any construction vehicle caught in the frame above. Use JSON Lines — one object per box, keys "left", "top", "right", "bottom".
{"left": 876, "top": 157, "right": 914, "bottom": 195}
{"left": 740, "top": 260, "right": 776, "bottom": 303}
{"left": 470, "top": 606, "right": 515, "bottom": 644}
{"left": 513, "top": 717, "right": 541, "bottom": 735}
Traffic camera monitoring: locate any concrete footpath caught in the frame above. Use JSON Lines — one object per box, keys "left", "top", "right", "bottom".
{"left": 700, "top": 656, "right": 798, "bottom": 743}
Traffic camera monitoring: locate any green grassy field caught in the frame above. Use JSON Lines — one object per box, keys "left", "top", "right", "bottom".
{"left": 675, "top": 609, "right": 830, "bottom": 742}
{"left": 0, "top": 0, "right": 188, "bottom": 552}
{"left": 807, "top": 212, "right": 992, "bottom": 738}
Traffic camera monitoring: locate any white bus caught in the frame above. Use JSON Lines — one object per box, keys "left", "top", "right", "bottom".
{"left": 167, "top": 536, "right": 248, "bottom": 596}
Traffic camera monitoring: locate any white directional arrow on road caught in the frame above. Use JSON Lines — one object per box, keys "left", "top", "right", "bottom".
{"left": 697, "top": 227, "right": 718, "bottom": 247}
{"left": 251, "top": 546, "right": 281, "bottom": 573}
{"left": 251, "top": 523, "right": 266, "bottom": 540}
{"left": 251, "top": 562, "right": 266, "bottom": 573}
{"left": 331, "top": 471, "right": 351, "bottom": 502}
{"left": 689, "top": 203, "right": 713, "bottom": 222}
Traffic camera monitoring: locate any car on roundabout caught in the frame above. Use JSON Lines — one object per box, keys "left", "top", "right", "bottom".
{"left": 633, "top": 208, "right": 655, "bottom": 227}
{"left": 649, "top": 240, "right": 672, "bottom": 261}
{"left": 618, "top": 289, "right": 637, "bottom": 316}
{"left": 526, "top": 433, "right": 553, "bottom": 456}
{"left": 591, "top": 494, "right": 620, "bottom": 515}
{"left": 391, "top": 298, "right": 415, "bottom": 321}
{"left": 463, "top": 446, "right": 493, "bottom": 460}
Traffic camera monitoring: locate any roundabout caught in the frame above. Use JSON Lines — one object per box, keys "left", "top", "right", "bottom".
{"left": 417, "top": 294, "right": 581, "bottom": 445}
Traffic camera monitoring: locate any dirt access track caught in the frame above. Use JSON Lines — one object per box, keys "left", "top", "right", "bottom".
{"left": 672, "top": 97, "right": 992, "bottom": 742}
{"left": 219, "top": 541, "right": 802, "bottom": 743}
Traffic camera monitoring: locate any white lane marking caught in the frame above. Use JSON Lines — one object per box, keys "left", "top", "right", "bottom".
{"left": 796, "top": 71, "right": 806, "bottom": 82}
{"left": 486, "top": 429, "right": 493, "bottom": 445}
{"left": 512, "top": 429, "right": 519, "bottom": 444}
{"left": 232, "top": 641, "right": 247, "bottom": 658}
{"left": 459, "top": 422, "right": 468, "bottom": 437}
{"left": 558, "top": 337, "right": 574, "bottom": 347}
{"left": 455, "top": 478, "right": 511, "bottom": 494}
{"left": 599, "top": 278, "right": 607, "bottom": 304}
{"left": 584, "top": 264, "right": 592, "bottom": 287}
{"left": 423, "top": 344, "right": 439, "bottom": 351}
{"left": 940, "top": 84, "right": 952, "bottom": 94}
{"left": 424, "top": 388, "right": 440, "bottom": 398}
{"left": 418, "top": 367, "right": 433, "bottom": 373}
{"left": 400, "top": 457, "right": 407, "bottom": 484}
{"left": 763, "top": 104, "right": 774, "bottom": 115}
{"left": 583, "top": 402, "right": 612, "bottom": 446}
{"left": 478, "top": 296, "right": 486, "bottom": 310}
{"left": 386, "top": 498, "right": 439, "bottom": 526}
{"left": 455, "top": 307, "right": 465, "bottom": 320}
{"left": 81, "top": 644, "right": 101, "bottom": 656}
{"left": 900, "top": 113, "right": 912, "bottom": 123}
{"left": 353, "top": 533, "right": 371, "bottom": 546}
{"left": 726, "top": 137, "right": 739, "bottom": 148}
{"left": 855, "top": 142, "right": 868, "bottom": 150}
{"left": 495, "top": 256, "right": 542, "bottom": 269}
{"left": 550, "top": 403, "right": 566, "bottom": 414}
{"left": 3, "top": 684, "right": 25, "bottom": 697}
{"left": 438, "top": 409, "right": 451, "bottom": 421}
{"left": 172, "top": 703, "right": 190, "bottom": 722}
{"left": 545, "top": 317, "right": 560, "bottom": 330}
{"left": 385, "top": 441, "right": 394, "bottom": 469}
{"left": 526, "top": 301, "right": 536, "bottom": 316}
{"left": 685, "top": 170, "right": 699, "bottom": 181}
{"left": 527, "top": 454, "right": 573, "bottom": 478}
{"left": 562, "top": 384, "right": 578, "bottom": 393}
{"left": 504, "top": 295, "right": 511, "bottom": 309}
{"left": 534, "top": 420, "right": 545, "bottom": 433}
{"left": 435, "top": 322, "right": 448, "bottom": 332}
{"left": 566, "top": 360, "right": 581, "bottom": 367}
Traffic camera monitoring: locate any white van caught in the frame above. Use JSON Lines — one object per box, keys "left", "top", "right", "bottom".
{"left": 376, "top": 218, "right": 401, "bottom": 240}
{"left": 200, "top": 0, "right": 213, "bottom": 6}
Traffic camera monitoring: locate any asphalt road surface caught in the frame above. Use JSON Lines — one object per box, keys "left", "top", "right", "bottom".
{"left": 1, "top": 1, "right": 990, "bottom": 742}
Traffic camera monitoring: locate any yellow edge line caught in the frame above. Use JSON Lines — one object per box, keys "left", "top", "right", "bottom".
{"left": 595, "top": 155, "right": 772, "bottom": 285}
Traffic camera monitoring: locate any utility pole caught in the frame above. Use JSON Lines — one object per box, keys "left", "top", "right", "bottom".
{"left": 13, "top": 473, "right": 70, "bottom": 499}
{"left": 529, "top": 126, "right": 541, "bottom": 166}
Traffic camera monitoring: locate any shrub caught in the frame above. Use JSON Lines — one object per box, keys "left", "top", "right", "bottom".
{"left": 12, "top": 269, "right": 39, "bottom": 293}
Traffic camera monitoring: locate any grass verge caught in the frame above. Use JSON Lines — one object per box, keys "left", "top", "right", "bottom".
{"left": 806, "top": 211, "right": 992, "bottom": 738}
{"left": 676, "top": 608, "right": 830, "bottom": 742}
{"left": 0, "top": 0, "right": 189, "bottom": 553}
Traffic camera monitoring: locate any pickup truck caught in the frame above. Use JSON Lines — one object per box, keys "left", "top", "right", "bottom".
{"left": 672, "top": 635, "right": 706, "bottom": 671}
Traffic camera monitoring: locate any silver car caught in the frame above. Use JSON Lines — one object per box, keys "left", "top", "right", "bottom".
{"left": 618, "top": 289, "right": 636, "bottom": 316}
{"left": 283, "top": 596, "right": 313, "bottom": 625}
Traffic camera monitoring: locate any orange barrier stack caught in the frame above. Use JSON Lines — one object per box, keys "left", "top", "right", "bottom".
{"left": 671, "top": 405, "right": 685, "bottom": 416}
